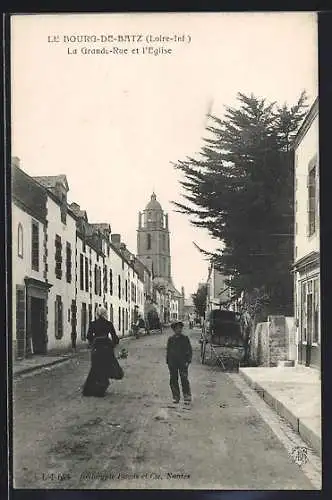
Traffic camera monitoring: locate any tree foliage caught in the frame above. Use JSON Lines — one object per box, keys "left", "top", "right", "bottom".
{"left": 173, "top": 92, "right": 308, "bottom": 316}
{"left": 192, "top": 285, "right": 208, "bottom": 318}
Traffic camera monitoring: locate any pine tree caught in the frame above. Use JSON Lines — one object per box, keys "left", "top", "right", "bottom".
{"left": 173, "top": 92, "right": 308, "bottom": 317}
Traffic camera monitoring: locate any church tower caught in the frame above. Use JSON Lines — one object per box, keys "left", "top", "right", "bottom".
{"left": 137, "top": 193, "right": 171, "bottom": 281}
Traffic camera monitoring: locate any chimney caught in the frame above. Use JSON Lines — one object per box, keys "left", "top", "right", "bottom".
{"left": 111, "top": 234, "right": 121, "bottom": 245}
{"left": 70, "top": 202, "right": 81, "bottom": 211}
{"left": 12, "top": 156, "right": 21, "bottom": 168}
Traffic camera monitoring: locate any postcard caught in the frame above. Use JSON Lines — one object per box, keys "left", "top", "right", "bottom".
{"left": 10, "top": 12, "right": 320, "bottom": 491}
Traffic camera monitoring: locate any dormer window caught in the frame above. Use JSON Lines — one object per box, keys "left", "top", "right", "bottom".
{"left": 60, "top": 194, "right": 67, "bottom": 224}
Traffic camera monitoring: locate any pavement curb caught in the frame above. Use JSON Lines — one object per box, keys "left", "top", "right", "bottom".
{"left": 13, "top": 354, "right": 77, "bottom": 377}
{"left": 238, "top": 369, "right": 321, "bottom": 457}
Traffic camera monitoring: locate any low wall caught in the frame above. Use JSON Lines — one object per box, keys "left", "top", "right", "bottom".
{"left": 251, "top": 316, "right": 292, "bottom": 366}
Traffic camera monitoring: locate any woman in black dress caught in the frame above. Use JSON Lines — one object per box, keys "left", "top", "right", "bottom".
{"left": 82, "top": 307, "right": 123, "bottom": 397}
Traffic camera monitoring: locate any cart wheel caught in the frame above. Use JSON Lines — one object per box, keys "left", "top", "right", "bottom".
{"left": 201, "top": 341, "right": 206, "bottom": 364}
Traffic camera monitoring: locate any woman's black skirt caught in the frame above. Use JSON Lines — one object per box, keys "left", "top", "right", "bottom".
{"left": 82, "top": 339, "right": 124, "bottom": 397}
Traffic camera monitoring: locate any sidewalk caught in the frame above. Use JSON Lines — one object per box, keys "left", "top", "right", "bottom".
{"left": 13, "top": 350, "right": 81, "bottom": 377}
{"left": 12, "top": 330, "right": 168, "bottom": 377}
{"left": 239, "top": 365, "right": 321, "bottom": 457}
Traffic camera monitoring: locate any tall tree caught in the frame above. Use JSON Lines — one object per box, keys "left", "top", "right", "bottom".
{"left": 192, "top": 285, "right": 208, "bottom": 318}
{"left": 173, "top": 92, "right": 308, "bottom": 317}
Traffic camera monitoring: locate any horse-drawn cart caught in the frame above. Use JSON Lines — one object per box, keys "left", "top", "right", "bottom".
{"left": 200, "top": 310, "right": 245, "bottom": 371}
{"left": 145, "top": 309, "right": 163, "bottom": 335}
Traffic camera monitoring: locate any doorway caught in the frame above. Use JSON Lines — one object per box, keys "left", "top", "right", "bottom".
{"left": 31, "top": 297, "right": 46, "bottom": 354}
{"left": 305, "top": 292, "right": 313, "bottom": 367}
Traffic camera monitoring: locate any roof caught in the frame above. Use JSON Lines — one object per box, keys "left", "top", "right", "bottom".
{"left": 291, "top": 97, "right": 318, "bottom": 151}
{"left": 33, "top": 174, "right": 69, "bottom": 191}
{"left": 90, "top": 223, "right": 111, "bottom": 233}
{"left": 69, "top": 202, "right": 88, "bottom": 221}
{"left": 145, "top": 192, "right": 162, "bottom": 211}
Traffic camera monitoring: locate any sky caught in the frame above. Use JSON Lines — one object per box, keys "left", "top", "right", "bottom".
{"left": 11, "top": 12, "right": 318, "bottom": 297}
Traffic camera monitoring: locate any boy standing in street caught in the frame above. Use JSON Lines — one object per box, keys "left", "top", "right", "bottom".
{"left": 166, "top": 321, "right": 193, "bottom": 404}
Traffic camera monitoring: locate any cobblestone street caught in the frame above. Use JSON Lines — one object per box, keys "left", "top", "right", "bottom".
{"left": 13, "top": 328, "right": 320, "bottom": 490}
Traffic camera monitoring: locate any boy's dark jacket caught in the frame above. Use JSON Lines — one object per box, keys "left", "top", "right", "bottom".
{"left": 166, "top": 333, "right": 192, "bottom": 366}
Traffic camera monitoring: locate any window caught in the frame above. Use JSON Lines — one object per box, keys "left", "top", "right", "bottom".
{"left": 118, "top": 275, "right": 121, "bottom": 299}
{"left": 308, "top": 166, "right": 316, "bottom": 236}
{"left": 313, "top": 280, "right": 320, "bottom": 344}
{"left": 54, "top": 295, "right": 63, "bottom": 339}
{"left": 66, "top": 242, "right": 72, "bottom": 283}
{"left": 55, "top": 235, "right": 62, "bottom": 279}
{"left": 80, "top": 254, "right": 84, "bottom": 290}
{"left": 118, "top": 306, "right": 121, "bottom": 330}
{"left": 147, "top": 233, "right": 151, "bottom": 250}
{"left": 109, "top": 269, "right": 113, "bottom": 295}
{"left": 109, "top": 303, "right": 113, "bottom": 323}
{"left": 104, "top": 265, "right": 108, "bottom": 294}
{"left": 125, "top": 279, "right": 128, "bottom": 301}
{"left": 31, "top": 221, "right": 39, "bottom": 271}
{"left": 85, "top": 257, "right": 89, "bottom": 291}
{"left": 99, "top": 267, "right": 102, "bottom": 296}
{"left": 18, "top": 223, "right": 24, "bottom": 258}
{"left": 94, "top": 265, "right": 97, "bottom": 294}
{"left": 300, "top": 278, "right": 320, "bottom": 345}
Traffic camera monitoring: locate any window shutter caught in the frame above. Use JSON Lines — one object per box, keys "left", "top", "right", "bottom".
{"left": 54, "top": 300, "right": 58, "bottom": 338}
{"left": 59, "top": 300, "right": 63, "bottom": 337}
{"left": 31, "top": 222, "right": 39, "bottom": 271}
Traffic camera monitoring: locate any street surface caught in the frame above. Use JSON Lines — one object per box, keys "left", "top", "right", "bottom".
{"left": 13, "top": 327, "right": 320, "bottom": 490}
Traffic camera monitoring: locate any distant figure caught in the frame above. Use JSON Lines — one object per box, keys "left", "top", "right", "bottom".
{"left": 166, "top": 321, "right": 192, "bottom": 404}
{"left": 188, "top": 313, "right": 194, "bottom": 329}
{"left": 82, "top": 307, "right": 123, "bottom": 397}
{"left": 71, "top": 329, "right": 77, "bottom": 350}
{"left": 136, "top": 314, "right": 145, "bottom": 329}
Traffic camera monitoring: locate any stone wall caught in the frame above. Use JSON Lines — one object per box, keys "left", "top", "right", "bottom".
{"left": 268, "top": 315, "right": 288, "bottom": 366}
{"left": 250, "top": 316, "right": 290, "bottom": 366}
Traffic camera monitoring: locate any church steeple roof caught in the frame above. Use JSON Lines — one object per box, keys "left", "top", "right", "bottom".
{"left": 145, "top": 192, "right": 162, "bottom": 211}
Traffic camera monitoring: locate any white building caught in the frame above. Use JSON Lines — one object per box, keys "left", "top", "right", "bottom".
{"left": 206, "top": 263, "right": 231, "bottom": 313}
{"left": 12, "top": 159, "right": 151, "bottom": 359}
{"left": 292, "top": 98, "right": 320, "bottom": 370}
{"left": 12, "top": 159, "right": 51, "bottom": 359}
{"left": 33, "top": 175, "right": 78, "bottom": 352}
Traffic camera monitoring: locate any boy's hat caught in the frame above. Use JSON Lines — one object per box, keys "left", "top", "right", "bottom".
{"left": 171, "top": 321, "right": 184, "bottom": 330}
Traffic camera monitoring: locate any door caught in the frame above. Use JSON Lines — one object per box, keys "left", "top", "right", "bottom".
{"left": 31, "top": 297, "right": 47, "bottom": 354}
{"left": 71, "top": 300, "right": 77, "bottom": 344}
{"left": 16, "top": 286, "right": 26, "bottom": 358}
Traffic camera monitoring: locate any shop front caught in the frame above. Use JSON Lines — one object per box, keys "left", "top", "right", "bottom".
{"left": 294, "top": 252, "right": 320, "bottom": 369}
